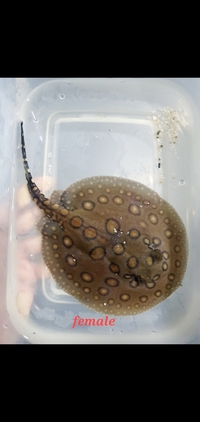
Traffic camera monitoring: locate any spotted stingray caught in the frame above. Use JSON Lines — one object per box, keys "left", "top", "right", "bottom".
{"left": 20, "top": 122, "right": 188, "bottom": 316}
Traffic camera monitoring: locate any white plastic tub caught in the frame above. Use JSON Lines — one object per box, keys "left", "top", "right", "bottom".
{"left": 1, "top": 78, "right": 200, "bottom": 343}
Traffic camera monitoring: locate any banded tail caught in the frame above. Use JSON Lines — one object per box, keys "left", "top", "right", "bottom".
{"left": 20, "top": 121, "right": 69, "bottom": 222}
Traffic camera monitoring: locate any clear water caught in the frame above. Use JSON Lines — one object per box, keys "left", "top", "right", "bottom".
{"left": 6, "top": 78, "right": 200, "bottom": 343}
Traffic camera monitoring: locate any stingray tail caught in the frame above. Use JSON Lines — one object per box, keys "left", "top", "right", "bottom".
{"left": 21, "top": 121, "right": 47, "bottom": 204}
{"left": 20, "top": 121, "right": 69, "bottom": 222}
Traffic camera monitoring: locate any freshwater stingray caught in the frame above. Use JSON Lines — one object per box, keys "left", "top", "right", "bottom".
{"left": 20, "top": 122, "right": 188, "bottom": 316}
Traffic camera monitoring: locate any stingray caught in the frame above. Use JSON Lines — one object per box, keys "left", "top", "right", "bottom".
{"left": 20, "top": 122, "right": 188, "bottom": 316}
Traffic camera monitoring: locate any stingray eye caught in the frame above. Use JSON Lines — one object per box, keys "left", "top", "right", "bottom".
{"left": 153, "top": 250, "right": 163, "bottom": 261}
{"left": 147, "top": 245, "right": 163, "bottom": 261}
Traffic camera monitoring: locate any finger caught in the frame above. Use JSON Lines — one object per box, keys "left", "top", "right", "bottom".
{"left": 16, "top": 244, "right": 51, "bottom": 284}
{"left": 16, "top": 256, "right": 38, "bottom": 286}
{"left": 16, "top": 256, "right": 51, "bottom": 285}
{"left": 16, "top": 206, "right": 43, "bottom": 235}
{"left": 16, "top": 266, "right": 51, "bottom": 317}
{"left": 18, "top": 235, "right": 42, "bottom": 257}
{"left": 0, "top": 228, "right": 19, "bottom": 343}
{"left": 35, "top": 262, "right": 51, "bottom": 280}
{"left": 15, "top": 177, "right": 54, "bottom": 318}
{"left": 15, "top": 258, "right": 51, "bottom": 317}
{"left": 16, "top": 288, "right": 35, "bottom": 318}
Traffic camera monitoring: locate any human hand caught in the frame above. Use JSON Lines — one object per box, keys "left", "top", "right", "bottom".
{"left": 0, "top": 177, "right": 53, "bottom": 344}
